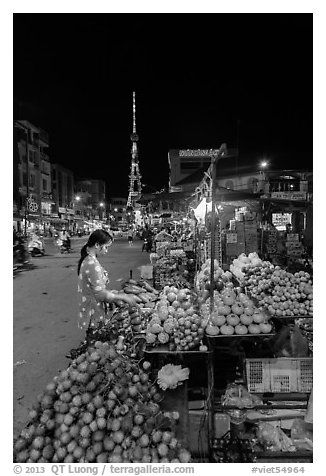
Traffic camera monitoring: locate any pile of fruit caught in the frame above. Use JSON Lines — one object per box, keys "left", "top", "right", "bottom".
{"left": 195, "top": 259, "right": 233, "bottom": 295}
{"left": 111, "top": 305, "right": 149, "bottom": 335}
{"left": 146, "top": 286, "right": 208, "bottom": 351}
{"left": 119, "top": 279, "right": 159, "bottom": 308}
{"left": 203, "top": 288, "right": 273, "bottom": 336}
{"left": 153, "top": 257, "right": 192, "bottom": 290}
{"left": 241, "top": 265, "right": 313, "bottom": 317}
{"left": 230, "top": 253, "right": 263, "bottom": 281}
{"left": 14, "top": 340, "right": 191, "bottom": 463}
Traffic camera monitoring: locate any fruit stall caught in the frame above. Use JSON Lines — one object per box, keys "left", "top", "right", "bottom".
{"left": 13, "top": 161, "right": 313, "bottom": 463}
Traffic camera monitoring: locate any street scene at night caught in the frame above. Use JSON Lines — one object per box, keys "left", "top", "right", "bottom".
{"left": 10, "top": 7, "right": 317, "bottom": 470}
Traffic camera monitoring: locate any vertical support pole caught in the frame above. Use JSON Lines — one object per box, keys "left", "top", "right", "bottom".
{"left": 25, "top": 127, "right": 29, "bottom": 237}
{"left": 209, "top": 145, "right": 227, "bottom": 312}
{"left": 209, "top": 154, "right": 216, "bottom": 313}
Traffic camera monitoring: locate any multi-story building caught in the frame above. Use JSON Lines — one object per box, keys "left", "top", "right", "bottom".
{"left": 75, "top": 179, "right": 106, "bottom": 221}
{"left": 13, "top": 120, "right": 53, "bottom": 232}
{"left": 109, "top": 197, "right": 127, "bottom": 225}
{"left": 51, "top": 163, "right": 75, "bottom": 223}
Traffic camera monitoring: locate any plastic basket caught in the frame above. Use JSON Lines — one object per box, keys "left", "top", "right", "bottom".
{"left": 245, "top": 358, "right": 313, "bottom": 393}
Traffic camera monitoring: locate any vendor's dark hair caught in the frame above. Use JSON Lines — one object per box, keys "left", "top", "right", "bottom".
{"left": 77, "top": 229, "right": 113, "bottom": 274}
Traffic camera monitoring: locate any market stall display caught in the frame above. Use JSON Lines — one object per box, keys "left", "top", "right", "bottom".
{"left": 231, "top": 254, "right": 313, "bottom": 317}
{"left": 145, "top": 285, "right": 208, "bottom": 351}
{"left": 202, "top": 288, "right": 273, "bottom": 336}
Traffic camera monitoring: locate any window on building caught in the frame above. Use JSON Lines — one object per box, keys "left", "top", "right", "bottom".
{"left": 22, "top": 173, "right": 27, "bottom": 186}
{"left": 52, "top": 169, "right": 56, "bottom": 180}
{"left": 42, "top": 179, "right": 47, "bottom": 191}
{"left": 30, "top": 174, "right": 35, "bottom": 187}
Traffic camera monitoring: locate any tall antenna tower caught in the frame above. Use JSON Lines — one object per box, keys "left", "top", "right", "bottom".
{"left": 126, "top": 91, "right": 142, "bottom": 209}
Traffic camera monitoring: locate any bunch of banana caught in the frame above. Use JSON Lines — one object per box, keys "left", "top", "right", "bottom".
{"left": 121, "top": 278, "right": 159, "bottom": 308}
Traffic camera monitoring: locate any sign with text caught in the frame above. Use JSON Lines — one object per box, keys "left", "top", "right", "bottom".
{"left": 272, "top": 213, "right": 292, "bottom": 227}
{"left": 271, "top": 191, "right": 307, "bottom": 201}
{"left": 179, "top": 149, "right": 219, "bottom": 157}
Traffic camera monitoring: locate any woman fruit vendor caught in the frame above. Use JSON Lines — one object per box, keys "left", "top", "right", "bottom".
{"left": 77, "top": 229, "right": 136, "bottom": 332}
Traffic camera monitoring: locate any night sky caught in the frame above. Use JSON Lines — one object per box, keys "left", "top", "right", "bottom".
{"left": 13, "top": 13, "right": 312, "bottom": 197}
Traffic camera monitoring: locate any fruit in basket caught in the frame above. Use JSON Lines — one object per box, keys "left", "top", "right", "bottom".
{"left": 259, "top": 322, "right": 272, "bottom": 334}
{"left": 211, "top": 314, "right": 226, "bottom": 326}
{"left": 220, "top": 324, "right": 235, "bottom": 335}
{"left": 252, "top": 311, "right": 266, "bottom": 323}
{"left": 226, "top": 314, "right": 240, "bottom": 326}
{"left": 235, "top": 324, "right": 248, "bottom": 335}
{"left": 205, "top": 324, "right": 220, "bottom": 336}
{"left": 217, "top": 304, "right": 231, "bottom": 316}
{"left": 248, "top": 323, "right": 261, "bottom": 334}
{"left": 167, "top": 292, "right": 177, "bottom": 303}
{"left": 231, "top": 303, "right": 244, "bottom": 315}
{"left": 240, "top": 314, "right": 254, "bottom": 326}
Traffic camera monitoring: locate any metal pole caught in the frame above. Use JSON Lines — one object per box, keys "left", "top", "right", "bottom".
{"left": 209, "top": 155, "right": 216, "bottom": 312}
{"left": 209, "top": 145, "right": 227, "bottom": 312}
{"left": 25, "top": 127, "right": 29, "bottom": 237}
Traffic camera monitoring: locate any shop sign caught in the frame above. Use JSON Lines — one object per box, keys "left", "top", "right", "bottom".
{"left": 271, "top": 191, "right": 307, "bottom": 201}
{"left": 50, "top": 213, "right": 59, "bottom": 218}
{"left": 179, "top": 149, "right": 219, "bottom": 158}
{"left": 58, "top": 207, "right": 66, "bottom": 213}
{"left": 66, "top": 208, "right": 75, "bottom": 214}
{"left": 272, "top": 213, "right": 291, "bottom": 227}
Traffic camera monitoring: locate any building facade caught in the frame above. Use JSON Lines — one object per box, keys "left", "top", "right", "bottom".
{"left": 75, "top": 179, "right": 107, "bottom": 221}
{"left": 51, "top": 163, "right": 75, "bottom": 224}
{"left": 109, "top": 197, "right": 127, "bottom": 225}
{"left": 13, "top": 120, "right": 53, "bottom": 232}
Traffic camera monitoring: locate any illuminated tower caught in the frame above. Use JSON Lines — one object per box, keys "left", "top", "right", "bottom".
{"left": 126, "top": 91, "right": 142, "bottom": 209}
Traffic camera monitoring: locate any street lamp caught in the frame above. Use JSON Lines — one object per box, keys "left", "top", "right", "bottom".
{"left": 98, "top": 202, "right": 105, "bottom": 221}
{"left": 259, "top": 159, "right": 270, "bottom": 170}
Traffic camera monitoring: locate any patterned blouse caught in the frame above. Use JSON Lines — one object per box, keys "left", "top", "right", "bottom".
{"left": 77, "top": 254, "right": 110, "bottom": 330}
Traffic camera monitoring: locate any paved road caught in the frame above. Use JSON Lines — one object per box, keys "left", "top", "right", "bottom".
{"left": 13, "top": 236, "right": 150, "bottom": 437}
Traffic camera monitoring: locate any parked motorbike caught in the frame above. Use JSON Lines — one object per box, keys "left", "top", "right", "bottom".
{"left": 27, "top": 237, "right": 45, "bottom": 257}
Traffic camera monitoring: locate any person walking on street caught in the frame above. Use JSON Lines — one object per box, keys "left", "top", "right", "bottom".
{"left": 77, "top": 229, "right": 136, "bottom": 334}
{"left": 128, "top": 228, "right": 134, "bottom": 246}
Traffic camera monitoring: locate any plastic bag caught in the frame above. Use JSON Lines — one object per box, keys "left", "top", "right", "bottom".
{"left": 291, "top": 418, "right": 313, "bottom": 451}
{"left": 272, "top": 324, "right": 308, "bottom": 357}
{"left": 257, "top": 422, "right": 296, "bottom": 452}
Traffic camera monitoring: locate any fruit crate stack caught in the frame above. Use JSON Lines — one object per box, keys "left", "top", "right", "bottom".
{"left": 286, "top": 234, "right": 304, "bottom": 260}
{"left": 266, "top": 228, "right": 278, "bottom": 256}
{"left": 244, "top": 220, "right": 258, "bottom": 254}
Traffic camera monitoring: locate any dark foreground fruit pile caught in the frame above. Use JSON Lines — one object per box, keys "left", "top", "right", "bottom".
{"left": 14, "top": 340, "right": 191, "bottom": 463}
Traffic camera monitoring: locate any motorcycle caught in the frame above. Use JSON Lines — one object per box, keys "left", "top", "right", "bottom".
{"left": 27, "top": 237, "right": 45, "bottom": 257}
{"left": 142, "top": 238, "right": 153, "bottom": 253}
{"left": 56, "top": 238, "right": 71, "bottom": 253}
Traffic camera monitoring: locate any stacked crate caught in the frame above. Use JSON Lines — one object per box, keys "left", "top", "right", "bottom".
{"left": 244, "top": 220, "right": 258, "bottom": 254}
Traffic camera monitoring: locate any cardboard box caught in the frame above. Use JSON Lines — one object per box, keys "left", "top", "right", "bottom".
{"left": 188, "top": 410, "right": 209, "bottom": 455}
{"left": 287, "top": 233, "right": 299, "bottom": 242}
